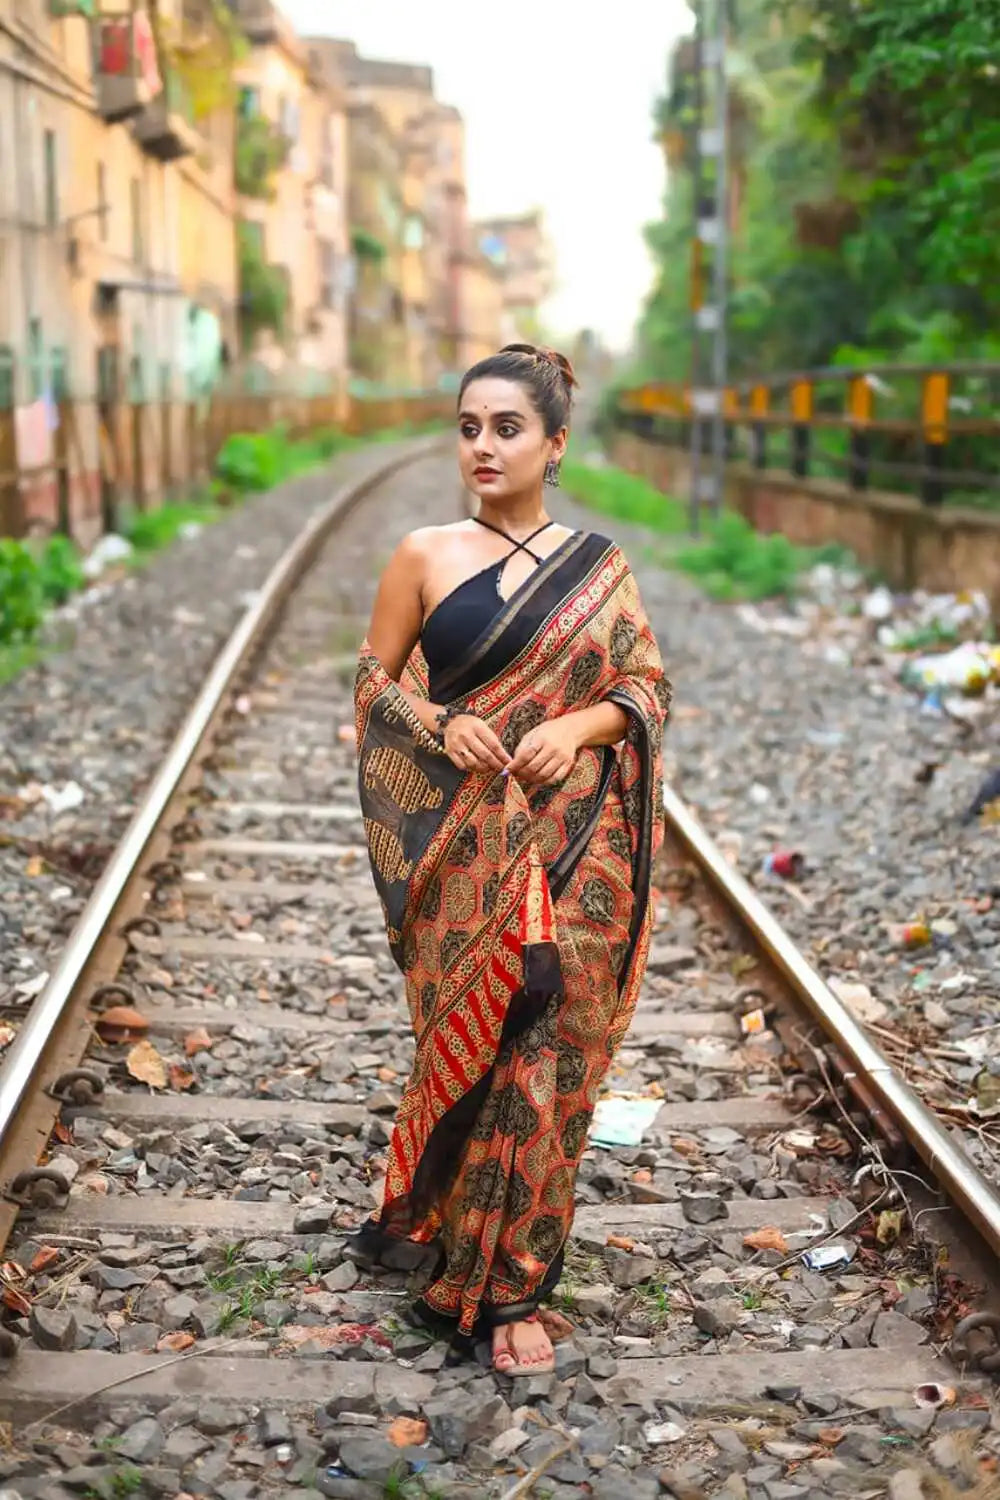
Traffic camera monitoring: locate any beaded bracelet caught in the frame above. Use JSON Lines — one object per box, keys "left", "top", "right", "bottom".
{"left": 434, "top": 702, "right": 467, "bottom": 743}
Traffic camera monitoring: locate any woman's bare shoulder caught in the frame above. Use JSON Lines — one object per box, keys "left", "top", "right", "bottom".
{"left": 398, "top": 521, "right": 476, "bottom": 558}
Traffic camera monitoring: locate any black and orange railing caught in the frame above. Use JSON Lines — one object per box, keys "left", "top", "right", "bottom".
{"left": 616, "top": 364, "right": 1000, "bottom": 507}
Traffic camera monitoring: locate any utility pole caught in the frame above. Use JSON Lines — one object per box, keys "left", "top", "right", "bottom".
{"left": 687, "top": 0, "right": 730, "bottom": 535}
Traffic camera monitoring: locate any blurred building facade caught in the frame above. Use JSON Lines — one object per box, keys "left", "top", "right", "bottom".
{"left": 473, "top": 211, "right": 555, "bottom": 341}
{"left": 0, "top": 0, "right": 553, "bottom": 535}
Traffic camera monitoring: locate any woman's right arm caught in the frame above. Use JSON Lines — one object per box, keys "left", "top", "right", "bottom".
{"left": 365, "top": 534, "right": 509, "bottom": 773}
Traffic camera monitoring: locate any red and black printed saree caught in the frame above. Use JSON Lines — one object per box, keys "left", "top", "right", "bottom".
{"left": 352, "top": 530, "right": 669, "bottom": 1347}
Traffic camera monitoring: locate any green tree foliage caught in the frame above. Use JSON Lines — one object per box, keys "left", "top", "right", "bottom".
{"left": 636, "top": 0, "right": 1000, "bottom": 380}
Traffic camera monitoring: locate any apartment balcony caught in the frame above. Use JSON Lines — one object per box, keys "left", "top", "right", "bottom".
{"left": 92, "top": 11, "right": 161, "bottom": 124}
{"left": 134, "top": 73, "right": 200, "bottom": 162}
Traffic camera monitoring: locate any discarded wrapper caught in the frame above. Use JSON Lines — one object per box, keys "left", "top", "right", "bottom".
{"left": 801, "top": 1243, "right": 852, "bottom": 1271}
{"left": 913, "top": 1382, "right": 955, "bottom": 1410}
{"left": 740, "top": 1008, "right": 768, "bottom": 1036}
{"left": 763, "top": 848, "right": 804, "bottom": 880}
{"left": 589, "top": 1094, "right": 664, "bottom": 1147}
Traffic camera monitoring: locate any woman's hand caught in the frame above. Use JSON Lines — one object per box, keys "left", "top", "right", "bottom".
{"left": 443, "top": 715, "right": 511, "bottom": 775}
{"left": 508, "top": 718, "right": 581, "bottom": 786}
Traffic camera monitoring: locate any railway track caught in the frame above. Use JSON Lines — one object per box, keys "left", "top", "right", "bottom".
{"left": 0, "top": 440, "right": 998, "bottom": 1500}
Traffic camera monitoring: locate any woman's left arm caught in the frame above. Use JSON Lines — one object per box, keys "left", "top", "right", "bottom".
{"left": 507, "top": 701, "right": 628, "bottom": 785}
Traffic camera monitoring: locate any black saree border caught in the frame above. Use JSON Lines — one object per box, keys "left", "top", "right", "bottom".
{"left": 605, "top": 686, "right": 657, "bottom": 992}
{"left": 430, "top": 531, "right": 615, "bottom": 705}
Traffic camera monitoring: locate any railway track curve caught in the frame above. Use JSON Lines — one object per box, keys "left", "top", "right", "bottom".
{"left": 0, "top": 439, "right": 997, "bottom": 1500}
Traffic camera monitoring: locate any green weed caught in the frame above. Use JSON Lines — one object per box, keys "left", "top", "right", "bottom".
{"left": 563, "top": 458, "right": 861, "bottom": 602}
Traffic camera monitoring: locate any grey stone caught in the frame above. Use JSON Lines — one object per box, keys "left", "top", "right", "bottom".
{"left": 115, "top": 1416, "right": 165, "bottom": 1463}
{"left": 161, "top": 1425, "right": 213, "bottom": 1466}
{"left": 935, "top": 1407, "right": 990, "bottom": 1432}
{"left": 578, "top": 1419, "right": 623, "bottom": 1459}
{"left": 710, "top": 1427, "right": 751, "bottom": 1463}
{"left": 870, "top": 1311, "right": 928, "bottom": 1348}
{"left": 160, "top": 1294, "right": 198, "bottom": 1331}
{"left": 679, "top": 1192, "right": 728, "bottom": 1224}
{"left": 592, "top": 1464, "right": 660, "bottom": 1500}
{"left": 574, "top": 1372, "right": 604, "bottom": 1405}
{"left": 607, "top": 1249, "right": 658, "bottom": 1288}
{"left": 573, "top": 1284, "right": 616, "bottom": 1320}
{"left": 29, "top": 1306, "right": 77, "bottom": 1352}
{"left": 882, "top": 1406, "right": 935, "bottom": 1438}
{"left": 694, "top": 1300, "right": 742, "bottom": 1337}
{"left": 88, "top": 1264, "right": 149, "bottom": 1292}
{"left": 256, "top": 1409, "right": 293, "bottom": 1447}
{"left": 195, "top": 1401, "right": 247, "bottom": 1435}
{"left": 320, "top": 1262, "right": 359, "bottom": 1293}
{"left": 293, "top": 1204, "right": 332, "bottom": 1235}
{"left": 117, "top": 1322, "right": 160, "bottom": 1354}
{"left": 553, "top": 1342, "right": 587, "bottom": 1379}
{"left": 588, "top": 1353, "right": 618, "bottom": 1380}
{"left": 337, "top": 1432, "right": 403, "bottom": 1484}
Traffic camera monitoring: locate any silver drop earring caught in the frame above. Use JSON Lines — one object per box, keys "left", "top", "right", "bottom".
{"left": 544, "top": 458, "right": 561, "bottom": 488}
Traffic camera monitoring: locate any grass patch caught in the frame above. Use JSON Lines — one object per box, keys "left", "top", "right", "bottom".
{"left": 562, "top": 459, "right": 686, "bottom": 534}
{"left": 564, "top": 458, "right": 855, "bottom": 602}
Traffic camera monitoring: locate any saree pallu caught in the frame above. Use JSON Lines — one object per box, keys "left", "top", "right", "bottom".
{"left": 352, "top": 533, "right": 670, "bottom": 1343}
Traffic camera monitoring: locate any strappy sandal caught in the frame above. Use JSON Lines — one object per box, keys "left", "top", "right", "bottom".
{"left": 492, "top": 1314, "right": 556, "bottom": 1376}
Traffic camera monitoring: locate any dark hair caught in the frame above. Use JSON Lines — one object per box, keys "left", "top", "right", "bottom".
{"left": 458, "top": 342, "right": 578, "bottom": 437}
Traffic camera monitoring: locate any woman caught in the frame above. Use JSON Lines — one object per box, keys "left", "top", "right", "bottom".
{"left": 352, "top": 343, "right": 670, "bottom": 1374}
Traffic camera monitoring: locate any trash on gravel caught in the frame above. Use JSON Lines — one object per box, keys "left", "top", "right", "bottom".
{"left": 762, "top": 848, "right": 804, "bottom": 880}
{"left": 901, "top": 641, "right": 998, "bottom": 696}
{"left": 914, "top": 1383, "right": 956, "bottom": 1409}
{"left": 38, "top": 781, "right": 85, "bottom": 814}
{"left": 590, "top": 1094, "right": 663, "bottom": 1146}
{"left": 740, "top": 1007, "right": 768, "bottom": 1037}
{"left": 82, "top": 533, "right": 133, "bottom": 578}
{"left": 645, "top": 1420, "right": 686, "bottom": 1444}
{"left": 801, "top": 1244, "right": 853, "bottom": 1271}
{"left": 889, "top": 921, "right": 933, "bottom": 950}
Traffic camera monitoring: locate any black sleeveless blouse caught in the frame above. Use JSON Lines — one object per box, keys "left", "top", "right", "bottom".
{"left": 421, "top": 520, "right": 561, "bottom": 702}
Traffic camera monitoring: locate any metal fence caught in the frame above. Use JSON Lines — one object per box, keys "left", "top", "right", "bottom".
{"left": 617, "top": 364, "right": 1000, "bottom": 508}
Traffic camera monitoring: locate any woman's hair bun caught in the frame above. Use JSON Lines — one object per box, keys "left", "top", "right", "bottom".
{"left": 500, "top": 342, "right": 578, "bottom": 391}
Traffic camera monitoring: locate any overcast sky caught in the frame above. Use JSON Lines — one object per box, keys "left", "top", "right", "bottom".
{"left": 281, "top": 1, "right": 694, "bottom": 352}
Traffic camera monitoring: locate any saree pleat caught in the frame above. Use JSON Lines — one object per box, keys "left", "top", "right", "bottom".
{"left": 353, "top": 534, "right": 669, "bottom": 1341}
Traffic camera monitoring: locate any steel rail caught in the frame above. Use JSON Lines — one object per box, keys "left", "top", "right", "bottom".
{"left": 662, "top": 783, "right": 1000, "bottom": 1261}
{"left": 0, "top": 437, "right": 443, "bottom": 1155}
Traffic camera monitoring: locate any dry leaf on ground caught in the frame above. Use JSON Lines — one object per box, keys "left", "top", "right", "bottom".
{"left": 607, "top": 1234, "right": 636, "bottom": 1252}
{"left": 743, "top": 1226, "right": 789, "bottom": 1255}
{"left": 387, "top": 1417, "right": 428, "bottom": 1448}
{"left": 168, "top": 1064, "right": 197, "bottom": 1092}
{"left": 29, "top": 1247, "right": 60, "bottom": 1275}
{"left": 126, "top": 1039, "right": 167, "bottom": 1089}
{"left": 96, "top": 1006, "right": 150, "bottom": 1042}
{"left": 157, "top": 1331, "right": 196, "bottom": 1353}
{"left": 183, "top": 1028, "right": 213, "bottom": 1057}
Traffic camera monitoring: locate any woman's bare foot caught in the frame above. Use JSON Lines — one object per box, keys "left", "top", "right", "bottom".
{"left": 492, "top": 1316, "right": 555, "bottom": 1373}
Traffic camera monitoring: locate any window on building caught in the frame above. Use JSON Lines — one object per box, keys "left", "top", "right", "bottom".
{"left": 27, "top": 317, "right": 44, "bottom": 401}
{"left": 320, "top": 240, "right": 336, "bottom": 309}
{"left": 43, "top": 129, "right": 58, "bottom": 229}
{"left": 280, "top": 97, "right": 299, "bottom": 142}
{"left": 97, "top": 163, "right": 108, "bottom": 241}
{"left": 130, "top": 177, "right": 142, "bottom": 265}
